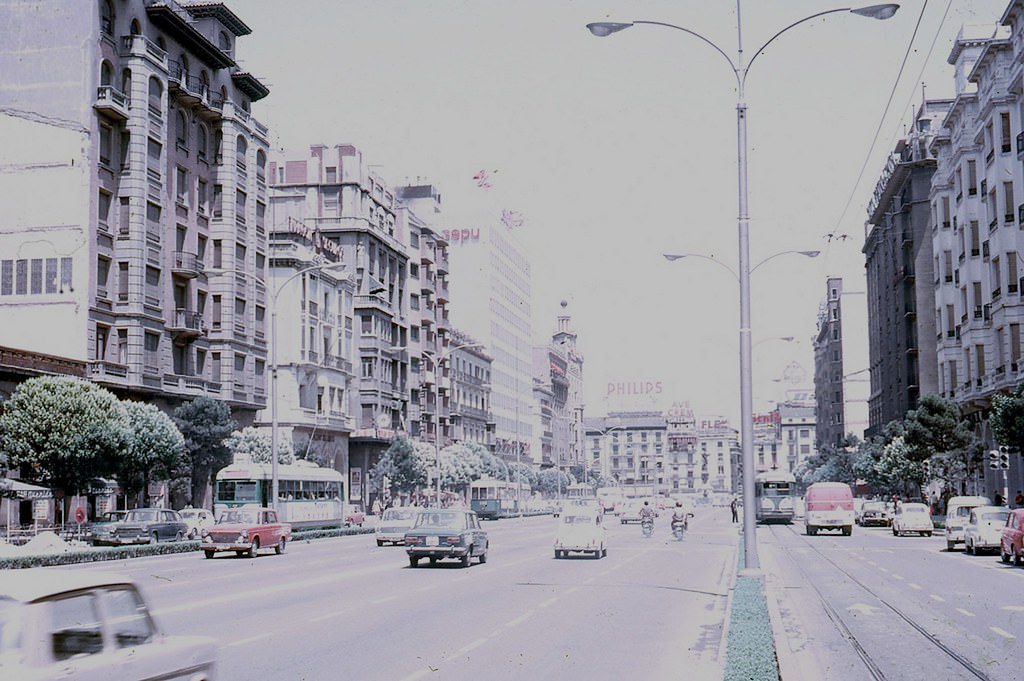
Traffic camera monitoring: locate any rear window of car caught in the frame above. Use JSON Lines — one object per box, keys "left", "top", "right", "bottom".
{"left": 955, "top": 507, "right": 973, "bottom": 518}
{"left": 982, "top": 511, "right": 1009, "bottom": 523}
{"left": 414, "top": 512, "right": 466, "bottom": 530}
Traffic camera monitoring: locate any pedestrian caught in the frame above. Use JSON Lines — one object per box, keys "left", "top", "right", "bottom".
{"left": 994, "top": 491, "right": 1004, "bottom": 507}
{"left": 1015, "top": 490, "right": 1024, "bottom": 508}
{"left": 730, "top": 497, "right": 739, "bottom": 523}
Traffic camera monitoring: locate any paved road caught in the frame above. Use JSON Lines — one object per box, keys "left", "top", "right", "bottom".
{"left": 57, "top": 508, "right": 738, "bottom": 681}
{"left": 761, "top": 519, "right": 1024, "bottom": 681}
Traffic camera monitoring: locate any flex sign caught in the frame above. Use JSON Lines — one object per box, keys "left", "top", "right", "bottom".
{"left": 442, "top": 228, "right": 481, "bottom": 243}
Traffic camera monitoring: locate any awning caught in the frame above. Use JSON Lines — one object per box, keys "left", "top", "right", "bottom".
{"left": 0, "top": 478, "right": 53, "bottom": 500}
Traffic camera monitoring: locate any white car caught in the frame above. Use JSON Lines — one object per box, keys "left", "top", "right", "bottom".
{"left": 177, "top": 507, "right": 214, "bottom": 540}
{"left": 891, "top": 503, "right": 934, "bottom": 536}
{"left": 554, "top": 511, "right": 607, "bottom": 558}
{"left": 0, "top": 570, "right": 216, "bottom": 681}
{"left": 375, "top": 507, "right": 418, "bottom": 546}
{"left": 964, "top": 505, "right": 1011, "bottom": 555}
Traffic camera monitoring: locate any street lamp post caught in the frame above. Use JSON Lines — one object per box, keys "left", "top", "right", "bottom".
{"left": 433, "top": 341, "right": 486, "bottom": 507}
{"left": 212, "top": 260, "right": 349, "bottom": 513}
{"left": 590, "top": 2, "right": 898, "bottom": 572}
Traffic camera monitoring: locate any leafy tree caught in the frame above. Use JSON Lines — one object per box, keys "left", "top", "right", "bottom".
{"left": 369, "top": 436, "right": 429, "bottom": 498}
{"left": 508, "top": 461, "right": 537, "bottom": 491}
{"left": 439, "top": 442, "right": 482, "bottom": 492}
{"left": 172, "top": 396, "right": 236, "bottom": 506}
{"left": 902, "top": 393, "right": 973, "bottom": 462}
{"left": 990, "top": 384, "right": 1024, "bottom": 455}
{"left": 0, "top": 376, "right": 129, "bottom": 494}
{"left": 796, "top": 435, "right": 859, "bottom": 487}
{"left": 873, "top": 435, "right": 926, "bottom": 497}
{"left": 225, "top": 426, "right": 295, "bottom": 465}
{"left": 118, "top": 401, "right": 185, "bottom": 506}
{"left": 536, "top": 468, "right": 571, "bottom": 497}
{"left": 478, "top": 449, "right": 510, "bottom": 481}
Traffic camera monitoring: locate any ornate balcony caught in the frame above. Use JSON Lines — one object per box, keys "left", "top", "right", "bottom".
{"left": 171, "top": 251, "right": 204, "bottom": 278}
{"left": 167, "top": 309, "right": 206, "bottom": 340}
{"left": 94, "top": 86, "right": 129, "bottom": 121}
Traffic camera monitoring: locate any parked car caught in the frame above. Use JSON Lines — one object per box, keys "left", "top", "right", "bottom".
{"left": 554, "top": 511, "right": 607, "bottom": 559}
{"left": 944, "top": 495, "right": 992, "bottom": 551}
{"left": 0, "top": 569, "right": 217, "bottom": 680}
{"left": 964, "top": 506, "right": 1011, "bottom": 555}
{"left": 83, "top": 510, "right": 127, "bottom": 545}
{"left": 858, "top": 501, "right": 889, "bottom": 527}
{"left": 100, "top": 508, "right": 189, "bottom": 545}
{"left": 891, "top": 503, "right": 934, "bottom": 536}
{"left": 200, "top": 507, "right": 291, "bottom": 558}
{"left": 404, "top": 509, "right": 488, "bottom": 568}
{"left": 1000, "top": 508, "right": 1024, "bottom": 565}
{"left": 177, "top": 507, "right": 214, "bottom": 540}
{"left": 345, "top": 504, "right": 366, "bottom": 528}
{"left": 375, "top": 507, "right": 417, "bottom": 546}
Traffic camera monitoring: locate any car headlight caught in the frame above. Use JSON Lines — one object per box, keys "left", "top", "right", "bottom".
{"left": 238, "top": 531, "right": 248, "bottom": 541}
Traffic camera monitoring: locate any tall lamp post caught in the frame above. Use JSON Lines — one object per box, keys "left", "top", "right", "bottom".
{"left": 433, "top": 341, "right": 486, "bottom": 506}
{"left": 590, "top": 3, "right": 898, "bottom": 572}
{"left": 211, "top": 260, "right": 349, "bottom": 513}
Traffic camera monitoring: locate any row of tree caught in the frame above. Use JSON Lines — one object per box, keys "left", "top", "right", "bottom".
{"left": 0, "top": 376, "right": 242, "bottom": 506}
{"left": 797, "top": 389, "right": 1024, "bottom": 497}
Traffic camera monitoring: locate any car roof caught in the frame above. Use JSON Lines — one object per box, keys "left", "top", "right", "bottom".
{"left": 971, "top": 505, "right": 1009, "bottom": 515}
{"left": 0, "top": 569, "right": 135, "bottom": 603}
{"left": 901, "top": 503, "right": 929, "bottom": 509}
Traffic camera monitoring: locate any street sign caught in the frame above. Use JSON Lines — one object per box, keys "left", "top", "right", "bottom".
{"left": 74, "top": 506, "right": 86, "bottom": 524}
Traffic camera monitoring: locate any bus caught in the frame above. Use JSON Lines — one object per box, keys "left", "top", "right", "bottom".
{"left": 214, "top": 460, "right": 345, "bottom": 530}
{"left": 470, "top": 478, "right": 519, "bottom": 519}
{"left": 754, "top": 470, "right": 797, "bottom": 524}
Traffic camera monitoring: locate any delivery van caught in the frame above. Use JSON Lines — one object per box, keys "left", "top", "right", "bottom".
{"left": 943, "top": 495, "right": 991, "bottom": 551}
{"left": 804, "top": 482, "right": 855, "bottom": 536}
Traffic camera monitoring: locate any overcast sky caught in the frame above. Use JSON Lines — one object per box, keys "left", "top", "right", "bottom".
{"left": 238, "top": 0, "right": 1009, "bottom": 423}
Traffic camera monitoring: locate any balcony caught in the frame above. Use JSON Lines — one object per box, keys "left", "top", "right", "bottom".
{"left": 167, "top": 309, "right": 205, "bottom": 340}
{"left": 171, "top": 251, "right": 204, "bottom": 278}
{"left": 94, "top": 86, "right": 129, "bottom": 121}
{"left": 119, "top": 34, "right": 166, "bottom": 68}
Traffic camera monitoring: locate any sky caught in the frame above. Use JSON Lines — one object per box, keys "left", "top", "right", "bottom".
{"left": 237, "top": 0, "right": 1010, "bottom": 424}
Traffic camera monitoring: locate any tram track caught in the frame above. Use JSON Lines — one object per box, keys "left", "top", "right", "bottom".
{"left": 771, "top": 523, "right": 994, "bottom": 681}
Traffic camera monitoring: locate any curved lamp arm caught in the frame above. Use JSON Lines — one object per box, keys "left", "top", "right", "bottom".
{"left": 663, "top": 253, "right": 738, "bottom": 280}
{"left": 750, "top": 250, "right": 819, "bottom": 274}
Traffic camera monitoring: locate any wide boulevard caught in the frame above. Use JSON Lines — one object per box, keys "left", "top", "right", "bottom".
{"left": 51, "top": 510, "right": 737, "bottom": 681}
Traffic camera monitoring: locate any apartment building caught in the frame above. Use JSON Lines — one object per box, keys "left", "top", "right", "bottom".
{"left": 447, "top": 222, "right": 533, "bottom": 465}
{"left": 779, "top": 400, "right": 817, "bottom": 473}
{"left": 0, "top": 0, "right": 270, "bottom": 421}
{"left": 666, "top": 402, "right": 699, "bottom": 493}
{"left": 531, "top": 340, "right": 569, "bottom": 473}
{"left": 584, "top": 413, "right": 666, "bottom": 496}
{"left": 813, "top": 277, "right": 869, "bottom": 446}
{"left": 269, "top": 144, "right": 409, "bottom": 502}
{"left": 695, "top": 416, "right": 738, "bottom": 495}
{"left": 863, "top": 99, "right": 950, "bottom": 438}
{"left": 553, "top": 305, "right": 586, "bottom": 473}
{"left": 448, "top": 328, "right": 493, "bottom": 448}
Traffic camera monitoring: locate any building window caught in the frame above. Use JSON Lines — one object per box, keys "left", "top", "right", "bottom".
{"left": 176, "top": 167, "right": 188, "bottom": 205}
{"left": 100, "top": 0, "right": 114, "bottom": 35}
{"left": 197, "top": 124, "right": 208, "bottom": 161}
{"left": 99, "top": 124, "right": 112, "bottom": 166}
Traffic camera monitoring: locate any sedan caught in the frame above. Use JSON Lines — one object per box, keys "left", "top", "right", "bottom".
{"left": 177, "top": 507, "right": 213, "bottom": 540}
{"left": 1000, "top": 508, "right": 1024, "bottom": 565}
{"left": 0, "top": 570, "right": 216, "bottom": 680}
{"left": 375, "top": 507, "right": 417, "bottom": 546}
{"left": 858, "top": 501, "right": 889, "bottom": 527}
{"left": 101, "top": 508, "right": 189, "bottom": 545}
{"left": 84, "top": 510, "right": 126, "bottom": 545}
{"left": 404, "top": 509, "right": 488, "bottom": 568}
{"left": 964, "top": 506, "right": 1010, "bottom": 555}
{"left": 891, "top": 503, "right": 934, "bottom": 536}
{"left": 554, "top": 512, "right": 607, "bottom": 559}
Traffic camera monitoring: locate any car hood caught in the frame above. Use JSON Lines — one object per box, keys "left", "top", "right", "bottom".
{"left": 378, "top": 520, "right": 414, "bottom": 531}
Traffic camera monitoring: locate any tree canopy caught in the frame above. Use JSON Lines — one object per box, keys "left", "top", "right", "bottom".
{"left": 118, "top": 401, "right": 185, "bottom": 504}
{"left": 225, "top": 426, "right": 295, "bottom": 465}
{"left": 172, "top": 396, "right": 237, "bottom": 506}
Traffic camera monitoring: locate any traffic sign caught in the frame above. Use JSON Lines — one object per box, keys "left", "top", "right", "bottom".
{"left": 74, "top": 506, "right": 86, "bottom": 524}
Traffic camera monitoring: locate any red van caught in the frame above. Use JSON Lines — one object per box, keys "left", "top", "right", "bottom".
{"left": 804, "top": 482, "right": 855, "bottom": 536}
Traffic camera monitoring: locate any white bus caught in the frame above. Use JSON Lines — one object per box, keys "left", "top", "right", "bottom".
{"left": 214, "top": 460, "right": 345, "bottom": 530}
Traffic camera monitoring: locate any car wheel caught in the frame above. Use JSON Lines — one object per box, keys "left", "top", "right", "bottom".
{"left": 247, "top": 536, "right": 260, "bottom": 558}
{"left": 892, "top": 526, "right": 899, "bottom": 536}
{"left": 925, "top": 531, "right": 932, "bottom": 537}
{"left": 150, "top": 531, "right": 159, "bottom": 544}
{"left": 461, "top": 549, "right": 472, "bottom": 568}
{"left": 377, "top": 540, "right": 384, "bottom": 547}
{"left": 842, "top": 526, "right": 852, "bottom": 537}
{"left": 1016, "top": 551, "right": 1024, "bottom": 567}
{"left": 409, "top": 555, "right": 419, "bottom": 568}
{"left": 966, "top": 540, "right": 974, "bottom": 555}
{"left": 429, "top": 556, "right": 438, "bottom": 565}
{"left": 204, "top": 550, "right": 214, "bottom": 559}
{"left": 479, "top": 548, "right": 488, "bottom": 564}
{"left": 554, "top": 550, "right": 561, "bottom": 559}
{"left": 602, "top": 546, "right": 608, "bottom": 557}
{"left": 275, "top": 537, "right": 286, "bottom": 555}
{"left": 946, "top": 540, "right": 956, "bottom": 551}
{"left": 175, "top": 531, "right": 184, "bottom": 542}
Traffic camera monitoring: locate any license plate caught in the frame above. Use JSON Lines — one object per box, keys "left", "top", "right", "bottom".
{"left": 426, "top": 536, "right": 439, "bottom": 546}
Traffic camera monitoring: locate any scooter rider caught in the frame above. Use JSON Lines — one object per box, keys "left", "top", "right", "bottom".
{"left": 639, "top": 501, "right": 656, "bottom": 524}
{"left": 671, "top": 501, "right": 689, "bottom": 531}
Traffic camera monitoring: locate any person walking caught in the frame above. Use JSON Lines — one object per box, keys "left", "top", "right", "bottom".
{"left": 730, "top": 496, "right": 739, "bottom": 523}
{"left": 1014, "top": 490, "right": 1024, "bottom": 508}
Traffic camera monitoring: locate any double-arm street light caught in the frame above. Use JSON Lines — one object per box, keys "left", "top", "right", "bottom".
{"left": 590, "top": 2, "right": 898, "bottom": 572}
{"left": 664, "top": 250, "right": 820, "bottom": 279}
{"left": 210, "top": 260, "right": 349, "bottom": 513}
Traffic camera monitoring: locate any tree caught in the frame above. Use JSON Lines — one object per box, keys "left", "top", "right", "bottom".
{"left": 172, "top": 396, "right": 236, "bottom": 507}
{"left": 439, "top": 442, "right": 482, "bottom": 493}
{"left": 118, "top": 401, "right": 185, "bottom": 506}
{"left": 369, "top": 436, "right": 429, "bottom": 499}
{"left": 0, "top": 376, "right": 129, "bottom": 495}
{"left": 873, "top": 435, "right": 926, "bottom": 497}
{"left": 478, "top": 449, "right": 510, "bottom": 481}
{"left": 902, "top": 393, "right": 973, "bottom": 462}
{"left": 990, "top": 384, "right": 1024, "bottom": 454}
{"left": 536, "top": 468, "right": 571, "bottom": 497}
{"left": 225, "top": 426, "right": 295, "bottom": 465}
{"left": 797, "top": 434, "right": 860, "bottom": 487}
{"left": 508, "top": 461, "right": 537, "bottom": 491}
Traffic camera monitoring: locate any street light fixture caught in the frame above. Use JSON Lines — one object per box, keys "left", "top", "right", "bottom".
{"left": 590, "top": 3, "right": 898, "bottom": 572}
{"left": 208, "top": 260, "right": 350, "bottom": 514}
{"left": 663, "top": 250, "right": 820, "bottom": 278}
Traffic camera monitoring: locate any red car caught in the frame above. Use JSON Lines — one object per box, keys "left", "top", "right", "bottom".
{"left": 999, "top": 508, "right": 1024, "bottom": 565}
{"left": 201, "top": 506, "right": 291, "bottom": 558}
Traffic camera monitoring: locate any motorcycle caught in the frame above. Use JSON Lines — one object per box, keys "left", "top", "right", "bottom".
{"left": 671, "top": 517, "right": 688, "bottom": 540}
{"left": 640, "top": 517, "right": 654, "bottom": 538}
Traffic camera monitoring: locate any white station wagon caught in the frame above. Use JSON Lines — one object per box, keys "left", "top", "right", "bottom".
{"left": 0, "top": 570, "right": 217, "bottom": 681}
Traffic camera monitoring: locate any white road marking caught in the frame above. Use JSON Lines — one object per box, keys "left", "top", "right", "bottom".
{"left": 372, "top": 595, "right": 399, "bottom": 605}
{"left": 956, "top": 608, "right": 975, "bottom": 617}
{"left": 310, "top": 608, "right": 351, "bottom": 623}
{"left": 878, "top": 567, "right": 889, "bottom": 573}
{"left": 930, "top": 594, "right": 945, "bottom": 602}
{"left": 1001, "top": 605, "right": 1024, "bottom": 612}
{"left": 892, "top": 574, "right": 905, "bottom": 581}
{"left": 538, "top": 597, "right": 558, "bottom": 608}
{"left": 224, "top": 632, "right": 272, "bottom": 648}
{"left": 506, "top": 612, "right": 533, "bottom": 627}
{"left": 908, "top": 583, "right": 922, "bottom": 590}
{"left": 453, "top": 638, "right": 489, "bottom": 657}
{"left": 991, "top": 627, "right": 1016, "bottom": 640}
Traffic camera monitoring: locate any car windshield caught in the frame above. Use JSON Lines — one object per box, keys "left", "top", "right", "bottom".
{"left": 179, "top": 510, "right": 199, "bottom": 519}
{"left": 982, "top": 511, "right": 1010, "bottom": 522}
{"left": 384, "top": 509, "right": 415, "bottom": 521}
{"left": 414, "top": 512, "right": 466, "bottom": 530}
{"left": 864, "top": 502, "right": 885, "bottom": 511}
{"left": 955, "top": 506, "right": 974, "bottom": 518}
{"left": 219, "top": 510, "right": 258, "bottom": 524}
{"left": 903, "top": 506, "right": 928, "bottom": 514}
{"left": 563, "top": 515, "right": 595, "bottom": 525}
{"left": 125, "top": 510, "right": 159, "bottom": 522}
{"left": 98, "top": 512, "right": 124, "bottom": 522}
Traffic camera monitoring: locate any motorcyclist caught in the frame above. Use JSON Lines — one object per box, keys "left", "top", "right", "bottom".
{"left": 671, "top": 502, "right": 689, "bottom": 533}
{"left": 639, "top": 501, "right": 656, "bottom": 528}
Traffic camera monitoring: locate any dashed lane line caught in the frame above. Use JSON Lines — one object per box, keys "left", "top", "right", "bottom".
{"left": 908, "top": 583, "right": 922, "bottom": 590}
{"left": 223, "top": 632, "right": 272, "bottom": 648}
{"left": 930, "top": 594, "right": 945, "bottom": 602}
{"left": 956, "top": 608, "right": 975, "bottom": 617}
{"left": 991, "top": 626, "right": 1016, "bottom": 640}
